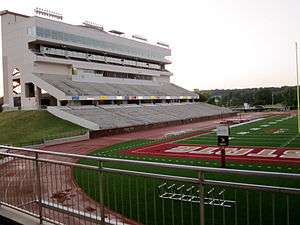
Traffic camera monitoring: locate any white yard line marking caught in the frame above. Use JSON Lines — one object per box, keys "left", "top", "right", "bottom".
{"left": 237, "top": 132, "right": 250, "bottom": 135}
{"left": 260, "top": 124, "right": 270, "bottom": 127}
{"left": 250, "top": 128, "right": 261, "bottom": 131}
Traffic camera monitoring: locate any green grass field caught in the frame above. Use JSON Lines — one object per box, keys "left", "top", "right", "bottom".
{"left": 74, "top": 115, "right": 300, "bottom": 225}
{"left": 0, "top": 110, "right": 87, "bottom": 146}
{"left": 177, "top": 115, "right": 300, "bottom": 148}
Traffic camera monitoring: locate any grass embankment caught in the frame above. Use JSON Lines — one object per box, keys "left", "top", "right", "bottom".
{"left": 0, "top": 110, "right": 87, "bottom": 146}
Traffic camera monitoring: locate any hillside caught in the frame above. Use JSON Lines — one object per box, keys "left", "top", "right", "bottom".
{"left": 0, "top": 110, "right": 87, "bottom": 146}
{"left": 195, "top": 86, "right": 297, "bottom": 107}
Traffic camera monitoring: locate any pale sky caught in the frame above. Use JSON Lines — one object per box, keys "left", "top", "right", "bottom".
{"left": 1, "top": 0, "right": 300, "bottom": 96}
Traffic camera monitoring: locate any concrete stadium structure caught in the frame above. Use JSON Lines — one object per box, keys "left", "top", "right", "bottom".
{"left": 0, "top": 9, "right": 235, "bottom": 130}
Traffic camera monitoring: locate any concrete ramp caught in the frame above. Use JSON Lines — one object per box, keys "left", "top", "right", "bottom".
{"left": 47, "top": 106, "right": 100, "bottom": 130}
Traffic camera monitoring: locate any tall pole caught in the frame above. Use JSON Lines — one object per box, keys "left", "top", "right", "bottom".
{"left": 295, "top": 42, "right": 300, "bottom": 133}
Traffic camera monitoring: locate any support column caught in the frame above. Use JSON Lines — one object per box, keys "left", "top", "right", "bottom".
{"left": 35, "top": 86, "right": 42, "bottom": 109}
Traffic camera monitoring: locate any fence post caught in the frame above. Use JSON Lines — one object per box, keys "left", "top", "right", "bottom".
{"left": 35, "top": 152, "right": 43, "bottom": 224}
{"left": 198, "top": 171, "right": 205, "bottom": 225}
{"left": 98, "top": 161, "right": 105, "bottom": 224}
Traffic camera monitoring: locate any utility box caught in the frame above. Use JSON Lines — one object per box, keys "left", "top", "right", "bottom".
{"left": 217, "top": 125, "right": 230, "bottom": 146}
{"left": 216, "top": 124, "right": 230, "bottom": 168}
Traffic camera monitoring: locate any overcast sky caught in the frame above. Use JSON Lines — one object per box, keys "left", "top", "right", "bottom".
{"left": 1, "top": 0, "right": 300, "bottom": 96}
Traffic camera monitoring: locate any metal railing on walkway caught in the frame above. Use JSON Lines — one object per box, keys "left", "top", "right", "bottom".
{"left": 0, "top": 145, "right": 300, "bottom": 225}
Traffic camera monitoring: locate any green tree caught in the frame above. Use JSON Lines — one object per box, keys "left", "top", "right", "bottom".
{"left": 194, "top": 89, "right": 211, "bottom": 102}
{"left": 282, "top": 87, "right": 297, "bottom": 107}
{"left": 254, "top": 88, "right": 272, "bottom": 105}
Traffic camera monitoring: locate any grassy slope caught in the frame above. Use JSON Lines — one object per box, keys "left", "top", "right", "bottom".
{"left": 0, "top": 110, "right": 87, "bottom": 146}
{"left": 74, "top": 114, "right": 300, "bottom": 225}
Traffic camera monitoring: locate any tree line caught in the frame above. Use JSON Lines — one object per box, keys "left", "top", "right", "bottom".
{"left": 194, "top": 86, "right": 297, "bottom": 108}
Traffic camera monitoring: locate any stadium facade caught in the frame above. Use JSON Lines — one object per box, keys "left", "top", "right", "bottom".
{"left": 0, "top": 10, "right": 197, "bottom": 109}
{"left": 0, "top": 10, "right": 234, "bottom": 130}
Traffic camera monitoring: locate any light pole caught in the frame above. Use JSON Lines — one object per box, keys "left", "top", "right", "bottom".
{"left": 295, "top": 42, "right": 300, "bottom": 133}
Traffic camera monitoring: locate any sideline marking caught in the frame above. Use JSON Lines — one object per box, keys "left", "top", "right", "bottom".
{"left": 280, "top": 133, "right": 299, "bottom": 148}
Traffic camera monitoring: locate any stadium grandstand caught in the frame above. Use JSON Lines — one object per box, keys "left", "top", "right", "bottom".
{"left": 0, "top": 9, "right": 235, "bottom": 131}
{"left": 1, "top": 8, "right": 299, "bottom": 225}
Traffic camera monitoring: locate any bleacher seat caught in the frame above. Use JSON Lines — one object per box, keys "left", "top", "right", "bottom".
{"left": 58, "top": 103, "right": 233, "bottom": 130}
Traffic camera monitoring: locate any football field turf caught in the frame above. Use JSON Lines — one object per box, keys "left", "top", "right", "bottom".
{"left": 74, "top": 115, "right": 300, "bottom": 225}
{"left": 120, "top": 115, "right": 300, "bottom": 165}
{"left": 176, "top": 115, "right": 300, "bottom": 148}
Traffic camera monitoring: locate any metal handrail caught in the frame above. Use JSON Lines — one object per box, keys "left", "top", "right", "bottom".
{"left": 1, "top": 145, "right": 300, "bottom": 179}
{"left": 1, "top": 150, "right": 299, "bottom": 195}
{"left": 1, "top": 145, "right": 300, "bottom": 225}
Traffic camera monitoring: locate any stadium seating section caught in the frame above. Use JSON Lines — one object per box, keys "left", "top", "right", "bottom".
{"left": 57, "top": 103, "right": 233, "bottom": 130}
{"left": 35, "top": 74, "right": 197, "bottom": 97}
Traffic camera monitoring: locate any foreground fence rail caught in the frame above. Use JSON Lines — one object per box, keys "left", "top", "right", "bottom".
{"left": 0, "top": 145, "right": 300, "bottom": 225}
